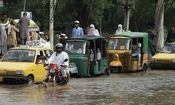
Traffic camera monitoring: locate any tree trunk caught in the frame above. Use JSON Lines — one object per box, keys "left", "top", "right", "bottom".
{"left": 49, "top": 0, "right": 54, "bottom": 49}
{"left": 124, "top": 8, "right": 131, "bottom": 31}
{"left": 155, "top": 0, "right": 164, "bottom": 49}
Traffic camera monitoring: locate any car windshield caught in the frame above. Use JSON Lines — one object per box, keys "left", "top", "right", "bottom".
{"left": 107, "top": 38, "right": 130, "bottom": 50}
{"left": 65, "top": 41, "right": 86, "bottom": 54}
{"left": 160, "top": 44, "right": 175, "bottom": 53}
{"left": 0, "top": 49, "right": 35, "bottom": 62}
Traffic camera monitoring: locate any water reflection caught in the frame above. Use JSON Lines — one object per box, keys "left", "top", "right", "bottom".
{"left": 0, "top": 70, "right": 174, "bottom": 105}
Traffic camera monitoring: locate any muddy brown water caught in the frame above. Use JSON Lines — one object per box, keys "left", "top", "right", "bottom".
{"left": 0, "top": 69, "right": 175, "bottom": 105}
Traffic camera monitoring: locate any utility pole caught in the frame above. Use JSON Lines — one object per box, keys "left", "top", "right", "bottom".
{"left": 123, "top": 0, "right": 130, "bottom": 31}
{"left": 121, "top": 0, "right": 134, "bottom": 31}
{"left": 23, "top": 0, "right": 26, "bottom": 12}
{"left": 49, "top": 0, "right": 54, "bottom": 49}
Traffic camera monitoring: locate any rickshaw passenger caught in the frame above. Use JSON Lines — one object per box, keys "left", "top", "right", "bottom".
{"left": 132, "top": 41, "right": 141, "bottom": 65}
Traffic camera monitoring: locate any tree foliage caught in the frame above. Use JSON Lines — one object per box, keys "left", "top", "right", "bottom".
{"left": 1, "top": 0, "right": 175, "bottom": 35}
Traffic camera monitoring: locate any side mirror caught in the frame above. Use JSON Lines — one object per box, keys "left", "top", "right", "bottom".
{"left": 36, "top": 56, "right": 44, "bottom": 64}
{"left": 44, "top": 61, "right": 49, "bottom": 67}
{"left": 36, "top": 59, "right": 43, "bottom": 64}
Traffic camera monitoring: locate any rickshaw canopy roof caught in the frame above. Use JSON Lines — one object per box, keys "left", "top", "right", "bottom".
{"left": 14, "top": 19, "right": 39, "bottom": 32}
{"left": 114, "top": 32, "right": 148, "bottom": 38}
{"left": 66, "top": 36, "right": 107, "bottom": 41}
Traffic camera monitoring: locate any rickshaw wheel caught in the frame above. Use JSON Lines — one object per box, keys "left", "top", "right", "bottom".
{"left": 142, "top": 64, "right": 148, "bottom": 72}
{"left": 104, "top": 68, "right": 110, "bottom": 76}
{"left": 111, "top": 67, "right": 121, "bottom": 73}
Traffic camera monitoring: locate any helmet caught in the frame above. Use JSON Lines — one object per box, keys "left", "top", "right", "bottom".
{"left": 56, "top": 43, "right": 63, "bottom": 48}
{"left": 55, "top": 43, "right": 63, "bottom": 53}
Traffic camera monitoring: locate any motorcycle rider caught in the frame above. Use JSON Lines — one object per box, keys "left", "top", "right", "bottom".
{"left": 47, "top": 43, "right": 69, "bottom": 84}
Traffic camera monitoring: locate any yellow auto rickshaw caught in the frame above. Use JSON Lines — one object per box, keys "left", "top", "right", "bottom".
{"left": 107, "top": 32, "right": 149, "bottom": 72}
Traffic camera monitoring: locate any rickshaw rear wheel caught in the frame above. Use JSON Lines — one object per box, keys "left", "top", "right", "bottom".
{"left": 142, "top": 64, "right": 148, "bottom": 72}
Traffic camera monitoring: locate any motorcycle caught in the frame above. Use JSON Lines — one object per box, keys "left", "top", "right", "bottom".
{"left": 47, "top": 59, "right": 69, "bottom": 85}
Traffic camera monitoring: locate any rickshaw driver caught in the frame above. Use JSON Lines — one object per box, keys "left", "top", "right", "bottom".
{"left": 47, "top": 43, "right": 69, "bottom": 83}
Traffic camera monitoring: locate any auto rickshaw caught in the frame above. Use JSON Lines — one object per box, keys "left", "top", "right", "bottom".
{"left": 107, "top": 32, "right": 149, "bottom": 72}
{"left": 65, "top": 36, "right": 108, "bottom": 77}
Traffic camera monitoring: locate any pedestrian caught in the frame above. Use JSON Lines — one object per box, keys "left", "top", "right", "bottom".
{"left": 166, "top": 25, "right": 175, "bottom": 43}
{"left": 71, "top": 20, "right": 84, "bottom": 38}
{"left": 0, "top": 17, "right": 10, "bottom": 55}
{"left": 7, "top": 18, "right": 19, "bottom": 49}
{"left": 19, "top": 12, "right": 30, "bottom": 45}
{"left": 58, "top": 33, "right": 67, "bottom": 48}
{"left": 115, "top": 24, "right": 125, "bottom": 35}
{"left": 87, "top": 24, "right": 100, "bottom": 36}
{"left": 147, "top": 26, "right": 157, "bottom": 57}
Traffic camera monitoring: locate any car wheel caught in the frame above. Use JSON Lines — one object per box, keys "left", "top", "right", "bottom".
{"left": 70, "top": 73, "right": 78, "bottom": 77}
{"left": 27, "top": 75, "right": 34, "bottom": 85}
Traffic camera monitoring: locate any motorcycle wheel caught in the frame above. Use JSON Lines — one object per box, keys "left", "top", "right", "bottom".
{"left": 55, "top": 76, "right": 63, "bottom": 85}
{"left": 66, "top": 73, "right": 70, "bottom": 82}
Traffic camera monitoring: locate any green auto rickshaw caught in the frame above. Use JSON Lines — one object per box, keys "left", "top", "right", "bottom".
{"left": 107, "top": 32, "right": 149, "bottom": 72}
{"left": 65, "top": 36, "right": 108, "bottom": 77}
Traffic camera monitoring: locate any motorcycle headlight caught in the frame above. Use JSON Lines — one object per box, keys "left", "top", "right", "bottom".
{"left": 16, "top": 70, "right": 24, "bottom": 75}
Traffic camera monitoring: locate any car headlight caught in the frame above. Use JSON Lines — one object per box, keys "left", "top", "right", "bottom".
{"left": 69, "top": 63, "right": 74, "bottom": 68}
{"left": 151, "top": 58, "right": 155, "bottom": 62}
{"left": 16, "top": 70, "right": 24, "bottom": 75}
{"left": 172, "top": 59, "right": 175, "bottom": 63}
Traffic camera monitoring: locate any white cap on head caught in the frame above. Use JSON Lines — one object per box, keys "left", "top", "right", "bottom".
{"left": 118, "top": 24, "right": 122, "bottom": 28}
{"left": 56, "top": 43, "right": 63, "bottom": 48}
{"left": 60, "top": 33, "right": 68, "bottom": 39}
{"left": 60, "top": 33, "right": 66, "bottom": 37}
{"left": 90, "top": 24, "right": 95, "bottom": 28}
{"left": 75, "top": 20, "right": 80, "bottom": 24}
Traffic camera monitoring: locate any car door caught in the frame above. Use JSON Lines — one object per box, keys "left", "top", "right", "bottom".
{"left": 34, "top": 50, "right": 47, "bottom": 82}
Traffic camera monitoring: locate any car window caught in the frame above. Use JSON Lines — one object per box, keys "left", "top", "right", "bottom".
{"left": 161, "top": 44, "right": 175, "bottom": 53}
{"left": 1, "top": 49, "right": 36, "bottom": 62}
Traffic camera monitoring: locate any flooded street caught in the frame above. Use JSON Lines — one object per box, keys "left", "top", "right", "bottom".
{"left": 0, "top": 70, "right": 175, "bottom": 105}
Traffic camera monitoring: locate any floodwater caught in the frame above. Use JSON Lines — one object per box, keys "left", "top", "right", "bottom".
{"left": 0, "top": 69, "right": 175, "bottom": 105}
